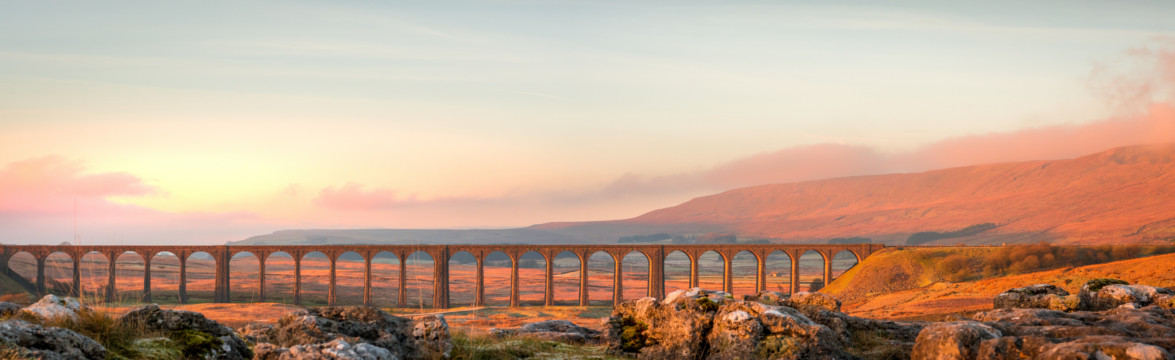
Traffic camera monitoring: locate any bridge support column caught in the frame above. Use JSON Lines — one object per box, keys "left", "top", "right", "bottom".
{"left": 723, "top": 254, "right": 733, "bottom": 294}
{"left": 474, "top": 257, "right": 484, "bottom": 307}
{"left": 397, "top": 259, "right": 406, "bottom": 307}
{"left": 822, "top": 254, "right": 833, "bottom": 291}
{"left": 613, "top": 258, "right": 622, "bottom": 305}
{"left": 689, "top": 255, "right": 699, "bottom": 289}
{"left": 106, "top": 259, "right": 116, "bottom": 304}
{"left": 213, "top": 248, "right": 229, "bottom": 303}
{"left": 362, "top": 258, "right": 372, "bottom": 307}
{"left": 293, "top": 258, "right": 302, "bottom": 306}
{"left": 433, "top": 248, "right": 449, "bottom": 309}
{"left": 756, "top": 255, "right": 766, "bottom": 293}
{"left": 509, "top": 256, "right": 519, "bottom": 307}
{"left": 179, "top": 258, "right": 188, "bottom": 304}
{"left": 35, "top": 256, "right": 45, "bottom": 296}
{"left": 328, "top": 258, "right": 337, "bottom": 306}
{"left": 142, "top": 256, "right": 152, "bottom": 303}
{"left": 258, "top": 260, "right": 266, "bottom": 303}
{"left": 649, "top": 248, "right": 664, "bottom": 299}
{"left": 578, "top": 253, "right": 588, "bottom": 306}
{"left": 789, "top": 254, "right": 799, "bottom": 294}
{"left": 71, "top": 256, "right": 81, "bottom": 297}
{"left": 544, "top": 256, "right": 554, "bottom": 306}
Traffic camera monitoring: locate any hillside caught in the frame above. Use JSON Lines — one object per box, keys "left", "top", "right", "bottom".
{"left": 539, "top": 143, "right": 1175, "bottom": 245}
{"left": 238, "top": 144, "right": 1175, "bottom": 246}
{"left": 825, "top": 248, "right": 1175, "bottom": 321}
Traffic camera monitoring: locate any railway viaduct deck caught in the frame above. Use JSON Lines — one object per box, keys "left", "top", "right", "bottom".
{"left": 0, "top": 243, "right": 884, "bottom": 308}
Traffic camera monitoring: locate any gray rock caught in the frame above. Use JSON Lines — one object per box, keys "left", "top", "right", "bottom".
{"left": 0, "top": 319, "right": 106, "bottom": 360}
{"left": 254, "top": 339, "right": 397, "bottom": 360}
{"left": 993, "top": 284, "right": 1080, "bottom": 312}
{"left": 785, "top": 292, "right": 842, "bottom": 312}
{"left": 21, "top": 295, "right": 88, "bottom": 322}
{"left": 0, "top": 302, "right": 21, "bottom": 317}
{"left": 410, "top": 315, "right": 450, "bottom": 360}
{"left": 911, "top": 322, "right": 1002, "bottom": 360}
{"left": 490, "top": 319, "right": 601, "bottom": 344}
{"left": 606, "top": 288, "right": 890, "bottom": 360}
{"left": 261, "top": 306, "right": 449, "bottom": 360}
{"left": 118, "top": 304, "right": 251, "bottom": 360}
{"left": 705, "top": 310, "right": 763, "bottom": 360}
{"left": 238, "top": 323, "right": 275, "bottom": 344}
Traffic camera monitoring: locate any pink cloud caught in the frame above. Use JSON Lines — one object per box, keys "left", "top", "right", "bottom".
{"left": 0, "top": 156, "right": 275, "bottom": 245}
{"left": 0, "top": 156, "right": 156, "bottom": 215}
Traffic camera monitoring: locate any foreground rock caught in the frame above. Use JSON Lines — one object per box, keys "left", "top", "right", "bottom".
{"left": 118, "top": 304, "right": 252, "bottom": 360}
{"left": 0, "top": 319, "right": 106, "bottom": 360}
{"left": 605, "top": 288, "right": 922, "bottom": 360}
{"left": 490, "top": 319, "right": 602, "bottom": 344}
{"left": 0, "top": 302, "right": 21, "bottom": 317}
{"left": 908, "top": 279, "right": 1175, "bottom": 360}
{"left": 250, "top": 306, "right": 451, "bottom": 360}
{"left": 21, "top": 294, "right": 89, "bottom": 322}
{"left": 993, "top": 284, "right": 1080, "bottom": 312}
{"left": 253, "top": 339, "right": 395, "bottom": 360}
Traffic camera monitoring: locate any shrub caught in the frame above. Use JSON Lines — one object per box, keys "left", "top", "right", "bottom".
{"left": 617, "top": 317, "right": 648, "bottom": 353}
{"left": 936, "top": 254, "right": 973, "bottom": 282}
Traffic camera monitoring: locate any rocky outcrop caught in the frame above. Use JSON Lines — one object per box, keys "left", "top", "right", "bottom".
{"left": 490, "top": 319, "right": 602, "bottom": 344}
{"left": 22, "top": 294, "right": 89, "bottom": 322}
{"left": 238, "top": 323, "right": 274, "bottom": 344}
{"left": 252, "top": 306, "right": 451, "bottom": 360}
{"left": 0, "top": 319, "right": 106, "bottom": 360}
{"left": 911, "top": 322, "right": 1001, "bottom": 360}
{"left": 908, "top": 280, "right": 1175, "bottom": 360}
{"left": 993, "top": 284, "right": 1080, "bottom": 312}
{"left": 994, "top": 280, "right": 1175, "bottom": 313}
{"left": 118, "top": 304, "right": 252, "bottom": 360}
{"left": 605, "top": 288, "right": 921, "bottom": 360}
{"left": 786, "top": 292, "right": 843, "bottom": 312}
{"left": 254, "top": 339, "right": 395, "bottom": 360}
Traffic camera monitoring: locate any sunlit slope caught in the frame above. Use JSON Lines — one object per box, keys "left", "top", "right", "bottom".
{"left": 541, "top": 143, "right": 1175, "bottom": 245}
{"left": 832, "top": 250, "right": 1175, "bottom": 320}
{"left": 821, "top": 247, "right": 998, "bottom": 304}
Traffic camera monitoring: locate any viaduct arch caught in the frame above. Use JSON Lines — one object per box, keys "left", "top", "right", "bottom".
{"left": 0, "top": 243, "right": 883, "bottom": 308}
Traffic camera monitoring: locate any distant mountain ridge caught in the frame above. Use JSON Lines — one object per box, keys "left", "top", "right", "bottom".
{"left": 236, "top": 144, "right": 1175, "bottom": 246}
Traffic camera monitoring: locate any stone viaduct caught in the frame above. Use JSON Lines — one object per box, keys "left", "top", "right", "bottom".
{"left": 0, "top": 243, "right": 884, "bottom": 308}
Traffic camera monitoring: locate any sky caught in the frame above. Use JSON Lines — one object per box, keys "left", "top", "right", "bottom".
{"left": 3, "top": 1, "right": 1175, "bottom": 244}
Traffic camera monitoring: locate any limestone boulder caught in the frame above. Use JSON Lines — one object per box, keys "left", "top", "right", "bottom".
{"left": 705, "top": 310, "right": 763, "bottom": 360}
{"left": 261, "top": 306, "right": 450, "bottom": 360}
{"left": 606, "top": 296, "right": 714, "bottom": 359}
{"left": 253, "top": 339, "right": 396, "bottom": 360}
{"left": 785, "top": 292, "right": 842, "bottom": 312}
{"left": 411, "top": 315, "right": 451, "bottom": 359}
{"left": 489, "top": 319, "right": 601, "bottom": 344}
{"left": 746, "top": 291, "right": 788, "bottom": 306}
{"left": 911, "top": 322, "right": 1002, "bottom": 360}
{"left": 1036, "top": 336, "right": 1171, "bottom": 360}
{"left": 118, "top": 304, "right": 251, "bottom": 360}
{"left": 238, "top": 323, "right": 275, "bottom": 344}
{"left": 993, "top": 284, "right": 1080, "bottom": 312}
{"left": 607, "top": 289, "right": 885, "bottom": 360}
{"left": 0, "top": 319, "right": 106, "bottom": 360}
{"left": 21, "top": 295, "right": 88, "bottom": 322}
